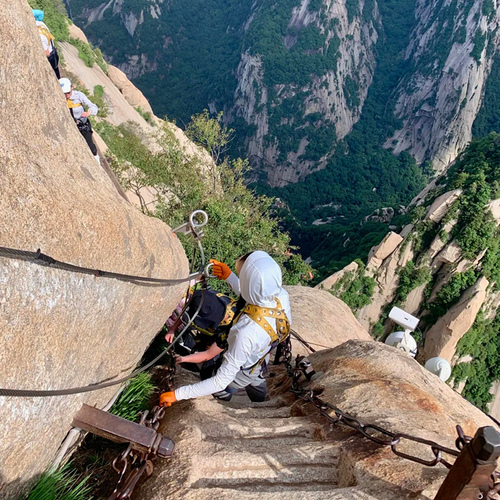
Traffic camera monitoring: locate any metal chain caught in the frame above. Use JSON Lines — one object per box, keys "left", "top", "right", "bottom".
{"left": 284, "top": 354, "right": 473, "bottom": 471}
{"left": 107, "top": 335, "right": 177, "bottom": 498}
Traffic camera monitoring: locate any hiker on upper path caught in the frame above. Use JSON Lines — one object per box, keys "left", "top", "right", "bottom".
{"left": 32, "top": 10, "right": 60, "bottom": 79}
{"left": 160, "top": 251, "right": 292, "bottom": 406}
{"left": 59, "top": 78, "right": 100, "bottom": 164}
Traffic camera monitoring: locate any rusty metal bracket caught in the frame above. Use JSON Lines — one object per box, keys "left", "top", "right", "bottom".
{"left": 434, "top": 426, "right": 500, "bottom": 500}
{"left": 72, "top": 404, "right": 175, "bottom": 458}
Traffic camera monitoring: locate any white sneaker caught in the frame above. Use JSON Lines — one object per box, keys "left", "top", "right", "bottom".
{"left": 95, "top": 154, "right": 101, "bottom": 165}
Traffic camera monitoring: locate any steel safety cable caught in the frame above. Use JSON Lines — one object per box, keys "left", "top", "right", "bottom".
{"left": 0, "top": 211, "right": 209, "bottom": 397}
{"left": 0, "top": 286, "right": 207, "bottom": 397}
{"left": 0, "top": 244, "right": 203, "bottom": 286}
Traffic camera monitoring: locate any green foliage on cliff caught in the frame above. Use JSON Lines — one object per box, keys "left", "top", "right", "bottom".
{"left": 445, "top": 133, "right": 500, "bottom": 265}
{"left": 29, "top": 0, "right": 70, "bottom": 41}
{"left": 470, "top": 29, "right": 486, "bottom": 63}
{"left": 110, "top": 373, "right": 156, "bottom": 421}
{"left": 473, "top": 55, "right": 500, "bottom": 137}
{"left": 394, "top": 262, "right": 432, "bottom": 305}
{"left": 328, "top": 260, "right": 376, "bottom": 312}
{"left": 66, "top": 0, "right": 425, "bottom": 281}
{"left": 454, "top": 312, "right": 500, "bottom": 411}
{"left": 424, "top": 270, "right": 478, "bottom": 324}
{"left": 28, "top": 464, "right": 93, "bottom": 500}
{"left": 96, "top": 115, "right": 311, "bottom": 287}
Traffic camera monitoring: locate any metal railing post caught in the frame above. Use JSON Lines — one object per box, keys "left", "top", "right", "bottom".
{"left": 434, "top": 426, "right": 500, "bottom": 500}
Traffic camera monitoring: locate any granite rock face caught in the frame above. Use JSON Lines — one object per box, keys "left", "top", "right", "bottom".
{"left": 0, "top": 3, "right": 188, "bottom": 498}
{"left": 107, "top": 63, "right": 155, "bottom": 115}
{"left": 424, "top": 277, "right": 489, "bottom": 362}
{"left": 285, "top": 285, "right": 371, "bottom": 355}
{"left": 316, "top": 261, "right": 359, "bottom": 291}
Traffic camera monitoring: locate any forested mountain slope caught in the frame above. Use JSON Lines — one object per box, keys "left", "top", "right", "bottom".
{"left": 65, "top": 0, "right": 500, "bottom": 279}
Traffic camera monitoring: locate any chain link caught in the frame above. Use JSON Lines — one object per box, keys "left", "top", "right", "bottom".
{"left": 108, "top": 358, "right": 176, "bottom": 499}
{"left": 284, "top": 353, "right": 472, "bottom": 471}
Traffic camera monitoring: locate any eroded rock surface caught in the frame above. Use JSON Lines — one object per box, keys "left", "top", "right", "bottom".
{"left": 315, "top": 261, "right": 359, "bottom": 291}
{"left": 424, "top": 277, "right": 489, "bottom": 362}
{"left": 107, "top": 63, "right": 154, "bottom": 115}
{"left": 0, "top": 3, "right": 187, "bottom": 498}
{"left": 285, "top": 285, "right": 371, "bottom": 355}
{"left": 136, "top": 341, "right": 495, "bottom": 500}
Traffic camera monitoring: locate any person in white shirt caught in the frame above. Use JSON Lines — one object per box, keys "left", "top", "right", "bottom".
{"left": 160, "top": 251, "right": 292, "bottom": 406}
{"left": 32, "top": 10, "right": 60, "bottom": 79}
{"left": 58, "top": 78, "right": 100, "bottom": 164}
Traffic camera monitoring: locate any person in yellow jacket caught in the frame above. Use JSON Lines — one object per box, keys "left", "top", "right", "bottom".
{"left": 160, "top": 251, "right": 291, "bottom": 406}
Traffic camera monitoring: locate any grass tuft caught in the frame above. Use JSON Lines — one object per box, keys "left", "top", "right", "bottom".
{"left": 27, "top": 463, "right": 93, "bottom": 500}
{"left": 109, "top": 373, "right": 156, "bottom": 421}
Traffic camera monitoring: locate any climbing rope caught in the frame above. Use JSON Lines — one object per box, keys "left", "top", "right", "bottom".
{"left": 0, "top": 211, "right": 210, "bottom": 398}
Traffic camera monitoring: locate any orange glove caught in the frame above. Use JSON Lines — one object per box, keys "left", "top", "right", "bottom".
{"left": 159, "top": 391, "right": 177, "bottom": 407}
{"left": 209, "top": 259, "right": 231, "bottom": 280}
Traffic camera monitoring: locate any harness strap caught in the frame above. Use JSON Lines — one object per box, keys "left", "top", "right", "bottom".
{"left": 242, "top": 298, "right": 290, "bottom": 344}
{"left": 67, "top": 98, "right": 82, "bottom": 109}
{"left": 38, "top": 25, "right": 55, "bottom": 43}
{"left": 240, "top": 298, "right": 291, "bottom": 373}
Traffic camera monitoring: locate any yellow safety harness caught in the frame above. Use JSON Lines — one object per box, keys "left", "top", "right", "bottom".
{"left": 242, "top": 298, "right": 290, "bottom": 343}
{"left": 66, "top": 98, "right": 82, "bottom": 109}
{"left": 239, "top": 298, "right": 290, "bottom": 373}
{"left": 37, "top": 25, "right": 55, "bottom": 44}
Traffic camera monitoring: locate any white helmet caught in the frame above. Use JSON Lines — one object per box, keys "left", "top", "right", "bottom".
{"left": 59, "top": 78, "right": 72, "bottom": 93}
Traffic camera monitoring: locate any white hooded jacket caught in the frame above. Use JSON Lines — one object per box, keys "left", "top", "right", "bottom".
{"left": 175, "top": 251, "right": 291, "bottom": 401}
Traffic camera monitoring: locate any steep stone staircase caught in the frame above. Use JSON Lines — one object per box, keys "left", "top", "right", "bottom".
{"left": 138, "top": 386, "right": 385, "bottom": 500}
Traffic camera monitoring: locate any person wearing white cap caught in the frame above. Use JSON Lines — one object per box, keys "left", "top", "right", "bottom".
{"left": 59, "top": 78, "right": 100, "bottom": 164}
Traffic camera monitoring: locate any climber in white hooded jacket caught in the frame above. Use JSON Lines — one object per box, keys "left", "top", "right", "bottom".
{"left": 160, "top": 251, "right": 292, "bottom": 405}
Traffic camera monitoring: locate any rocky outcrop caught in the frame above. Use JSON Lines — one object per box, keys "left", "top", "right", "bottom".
{"left": 0, "top": 3, "right": 187, "bottom": 498}
{"left": 107, "top": 63, "right": 154, "bottom": 115}
{"left": 316, "top": 260, "right": 359, "bottom": 290}
{"left": 424, "top": 276, "right": 489, "bottom": 362}
{"left": 285, "top": 285, "right": 371, "bottom": 355}
{"left": 427, "top": 189, "right": 462, "bottom": 222}
{"left": 367, "top": 231, "right": 403, "bottom": 265}
{"left": 135, "top": 341, "right": 494, "bottom": 500}
{"left": 68, "top": 22, "right": 89, "bottom": 44}
{"left": 230, "top": 0, "right": 380, "bottom": 187}
{"left": 386, "top": 0, "right": 500, "bottom": 172}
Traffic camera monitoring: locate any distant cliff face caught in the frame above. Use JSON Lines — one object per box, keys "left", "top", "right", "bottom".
{"left": 228, "top": 0, "right": 380, "bottom": 186}
{"left": 68, "top": 0, "right": 500, "bottom": 186}
{"left": 387, "top": 0, "right": 500, "bottom": 172}
{"left": 67, "top": 0, "right": 382, "bottom": 186}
